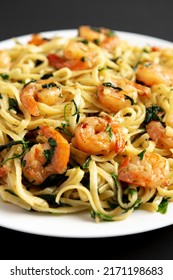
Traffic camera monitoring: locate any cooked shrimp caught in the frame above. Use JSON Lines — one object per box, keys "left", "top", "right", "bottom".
{"left": 78, "top": 25, "right": 119, "bottom": 51}
{"left": 63, "top": 41, "right": 91, "bottom": 60}
{"left": 73, "top": 116, "right": 125, "bottom": 155}
{"left": 22, "top": 125, "right": 70, "bottom": 185}
{"left": 136, "top": 62, "right": 173, "bottom": 86}
{"left": 0, "top": 50, "right": 11, "bottom": 70}
{"left": 20, "top": 79, "right": 62, "bottom": 116}
{"left": 97, "top": 79, "right": 150, "bottom": 113}
{"left": 118, "top": 152, "right": 170, "bottom": 188}
{"left": 28, "top": 34, "right": 49, "bottom": 46}
{"left": 146, "top": 121, "right": 173, "bottom": 150}
{"left": 47, "top": 40, "right": 97, "bottom": 71}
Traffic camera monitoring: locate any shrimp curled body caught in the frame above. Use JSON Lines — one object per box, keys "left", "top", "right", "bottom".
{"left": 47, "top": 40, "right": 97, "bottom": 71}
{"left": 97, "top": 79, "right": 150, "bottom": 113}
{"left": 73, "top": 116, "right": 125, "bottom": 155}
{"left": 22, "top": 125, "right": 70, "bottom": 185}
{"left": 146, "top": 121, "right": 173, "bottom": 150}
{"left": 118, "top": 152, "right": 170, "bottom": 188}
{"left": 78, "top": 25, "right": 119, "bottom": 51}
{"left": 20, "top": 79, "right": 62, "bottom": 116}
{"left": 136, "top": 62, "right": 173, "bottom": 86}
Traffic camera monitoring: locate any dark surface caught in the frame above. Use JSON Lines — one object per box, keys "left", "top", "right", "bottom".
{"left": 1, "top": 224, "right": 173, "bottom": 260}
{"left": 0, "top": 0, "right": 173, "bottom": 260}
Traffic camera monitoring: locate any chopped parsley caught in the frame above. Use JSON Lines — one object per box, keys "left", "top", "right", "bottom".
{"left": 93, "top": 39, "right": 100, "bottom": 45}
{"left": 42, "top": 82, "right": 61, "bottom": 89}
{"left": 128, "top": 188, "right": 137, "bottom": 197}
{"left": 0, "top": 140, "right": 29, "bottom": 166}
{"left": 35, "top": 59, "right": 43, "bottom": 67}
{"left": 144, "top": 105, "right": 165, "bottom": 125}
{"left": 111, "top": 172, "right": 141, "bottom": 210}
{"left": 5, "top": 189, "right": 17, "bottom": 196}
{"left": 8, "top": 98, "right": 19, "bottom": 113}
{"left": 41, "top": 73, "right": 53, "bottom": 79}
{"left": 91, "top": 210, "right": 113, "bottom": 221}
{"left": 0, "top": 140, "right": 28, "bottom": 153}
{"left": 57, "top": 123, "right": 73, "bottom": 136}
{"left": 111, "top": 172, "right": 120, "bottom": 187}
{"left": 157, "top": 198, "right": 168, "bottom": 214}
{"left": 79, "top": 39, "right": 89, "bottom": 45}
{"left": 82, "top": 157, "right": 91, "bottom": 169}
{"left": 71, "top": 100, "right": 80, "bottom": 123}
{"left": 0, "top": 73, "right": 9, "bottom": 80}
{"left": 37, "top": 173, "right": 67, "bottom": 188}
{"left": 106, "top": 124, "right": 113, "bottom": 140}
{"left": 124, "top": 94, "right": 135, "bottom": 105}
{"left": 138, "top": 149, "right": 146, "bottom": 160}
{"left": 102, "top": 82, "right": 122, "bottom": 91}
{"left": 37, "top": 193, "right": 70, "bottom": 208}
{"left": 63, "top": 100, "right": 80, "bottom": 124}
{"left": 23, "top": 79, "right": 36, "bottom": 88}
{"left": 43, "top": 137, "right": 57, "bottom": 166}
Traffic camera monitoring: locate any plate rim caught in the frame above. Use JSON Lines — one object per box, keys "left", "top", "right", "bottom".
{"left": 1, "top": 29, "right": 173, "bottom": 47}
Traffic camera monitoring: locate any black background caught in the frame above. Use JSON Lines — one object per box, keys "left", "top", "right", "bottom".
{"left": 0, "top": 0, "right": 173, "bottom": 260}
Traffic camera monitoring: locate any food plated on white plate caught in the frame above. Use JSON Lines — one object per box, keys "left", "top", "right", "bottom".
{"left": 0, "top": 26, "right": 173, "bottom": 237}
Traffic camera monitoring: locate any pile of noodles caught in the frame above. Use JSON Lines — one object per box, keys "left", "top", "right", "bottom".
{"left": 0, "top": 26, "right": 173, "bottom": 222}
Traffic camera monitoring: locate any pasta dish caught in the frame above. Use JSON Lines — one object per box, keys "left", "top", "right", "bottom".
{"left": 0, "top": 26, "right": 173, "bottom": 223}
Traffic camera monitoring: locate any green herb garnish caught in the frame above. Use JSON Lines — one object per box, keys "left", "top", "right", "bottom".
{"left": 43, "top": 137, "right": 57, "bottom": 166}
{"left": 144, "top": 105, "right": 165, "bottom": 125}
{"left": 37, "top": 193, "right": 70, "bottom": 208}
{"left": 157, "top": 198, "right": 168, "bottom": 214}
{"left": 35, "top": 59, "right": 43, "bottom": 66}
{"left": 138, "top": 149, "right": 146, "bottom": 160}
{"left": 124, "top": 94, "right": 135, "bottom": 105}
{"left": 129, "top": 188, "right": 137, "bottom": 197}
{"left": 0, "top": 73, "right": 9, "bottom": 80}
{"left": 23, "top": 79, "right": 36, "bottom": 88}
{"left": 103, "top": 82, "right": 122, "bottom": 91}
{"left": 82, "top": 157, "right": 91, "bottom": 169}
{"left": 0, "top": 140, "right": 27, "bottom": 153}
{"left": 0, "top": 140, "right": 29, "bottom": 166}
{"left": 41, "top": 73, "right": 53, "bottom": 79}
{"left": 5, "top": 189, "right": 17, "bottom": 196}
{"left": 93, "top": 39, "right": 100, "bottom": 45}
{"left": 106, "top": 124, "right": 113, "bottom": 140}
{"left": 79, "top": 39, "right": 89, "bottom": 45}
{"left": 111, "top": 172, "right": 120, "bottom": 187}
{"left": 57, "top": 123, "right": 73, "bottom": 136}
{"left": 111, "top": 172, "right": 141, "bottom": 210}
{"left": 91, "top": 210, "right": 113, "bottom": 221}
{"left": 107, "top": 30, "right": 115, "bottom": 36}
{"left": 71, "top": 100, "right": 80, "bottom": 123}
{"left": 42, "top": 82, "right": 60, "bottom": 89}
{"left": 8, "top": 98, "right": 19, "bottom": 112}
{"left": 63, "top": 100, "right": 80, "bottom": 124}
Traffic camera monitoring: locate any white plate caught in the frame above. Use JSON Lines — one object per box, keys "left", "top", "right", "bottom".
{"left": 0, "top": 30, "right": 173, "bottom": 238}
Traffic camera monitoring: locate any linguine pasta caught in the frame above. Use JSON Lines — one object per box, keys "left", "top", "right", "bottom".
{"left": 0, "top": 26, "right": 173, "bottom": 223}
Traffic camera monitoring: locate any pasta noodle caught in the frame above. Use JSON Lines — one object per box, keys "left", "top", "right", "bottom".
{"left": 0, "top": 25, "right": 173, "bottom": 223}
